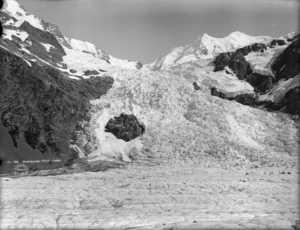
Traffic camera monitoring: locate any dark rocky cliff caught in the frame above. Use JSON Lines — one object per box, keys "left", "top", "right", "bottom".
{"left": 0, "top": 47, "right": 113, "bottom": 169}
{"left": 271, "top": 35, "right": 300, "bottom": 82}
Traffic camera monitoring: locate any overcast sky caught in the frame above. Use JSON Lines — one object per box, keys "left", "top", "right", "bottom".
{"left": 18, "top": 0, "right": 299, "bottom": 63}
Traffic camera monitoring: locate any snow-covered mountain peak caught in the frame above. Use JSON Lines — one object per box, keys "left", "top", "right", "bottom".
{"left": 0, "top": 0, "right": 143, "bottom": 75}
{"left": 197, "top": 31, "right": 273, "bottom": 58}
{"left": 149, "top": 31, "right": 273, "bottom": 70}
{"left": 2, "top": 0, "right": 44, "bottom": 30}
{"left": 3, "top": 0, "right": 26, "bottom": 18}
{"left": 199, "top": 31, "right": 271, "bottom": 44}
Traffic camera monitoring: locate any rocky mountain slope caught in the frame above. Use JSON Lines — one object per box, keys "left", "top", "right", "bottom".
{"left": 0, "top": 0, "right": 299, "bottom": 176}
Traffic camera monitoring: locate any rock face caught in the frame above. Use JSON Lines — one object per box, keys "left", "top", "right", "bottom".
{"left": 0, "top": 47, "right": 114, "bottom": 167}
{"left": 193, "top": 82, "right": 200, "bottom": 90}
{"left": 19, "top": 21, "right": 66, "bottom": 61}
{"left": 271, "top": 36, "right": 300, "bottom": 82}
{"left": 246, "top": 73, "right": 274, "bottom": 93}
{"left": 211, "top": 84, "right": 300, "bottom": 116}
{"left": 84, "top": 70, "right": 100, "bottom": 76}
{"left": 272, "top": 87, "right": 300, "bottom": 115}
{"left": 105, "top": 113, "right": 145, "bottom": 142}
{"left": 213, "top": 53, "right": 231, "bottom": 72}
{"left": 0, "top": 18, "right": 66, "bottom": 68}
{"left": 269, "top": 39, "right": 286, "bottom": 47}
{"left": 227, "top": 52, "right": 252, "bottom": 80}
{"left": 136, "top": 61, "right": 143, "bottom": 70}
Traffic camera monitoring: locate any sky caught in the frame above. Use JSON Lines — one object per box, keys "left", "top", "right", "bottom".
{"left": 18, "top": 0, "right": 299, "bottom": 64}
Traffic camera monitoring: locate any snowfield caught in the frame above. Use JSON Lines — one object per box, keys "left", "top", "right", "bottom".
{"left": 1, "top": 164, "right": 299, "bottom": 229}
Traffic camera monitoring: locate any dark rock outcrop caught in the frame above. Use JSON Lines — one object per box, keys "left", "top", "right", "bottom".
{"left": 19, "top": 21, "right": 66, "bottom": 64}
{"left": 0, "top": 47, "right": 114, "bottom": 166}
{"left": 271, "top": 37, "right": 300, "bottom": 81}
{"left": 227, "top": 52, "right": 252, "bottom": 80}
{"left": 246, "top": 73, "right": 274, "bottom": 93}
{"left": 211, "top": 86, "right": 300, "bottom": 116}
{"left": 236, "top": 43, "right": 267, "bottom": 56}
{"left": 105, "top": 113, "right": 145, "bottom": 142}
{"left": 270, "top": 87, "right": 300, "bottom": 115}
{"left": 84, "top": 70, "right": 100, "bottom": 76}
{"left": 213, "top": 43, "right": 268, "bottom": 73}
{"left": 211, "top": 87, "right": 259, "bottom": 106}
{"left": 269, "top": 39, "right": 286, "bottom": 47}
{"left": 136, "top": 61, "right": 143, "bottom": 70}
{"left": 213, "top": 52, "right": 232, "bottom": 72}
{"left": 193, "top": 82, "right": 200, "bottom": 90}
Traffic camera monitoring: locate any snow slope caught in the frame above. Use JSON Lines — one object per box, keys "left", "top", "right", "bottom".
{"left": 2, "top": 29, "right": 28, "bottom": 41}
{"left": 245, "top": 44, "right": 288, "bottom": 77}
{"left": 0, "top": 0, "right": 142, "bottom": 75}
{"left": 2, "top": 0, "right": 44, "bottom": 30}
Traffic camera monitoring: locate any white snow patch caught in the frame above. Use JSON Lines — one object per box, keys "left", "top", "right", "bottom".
{"left": 41, "top": 43, "right": 54, "bottom": 52}
{"left": 109, "top": 56, "right": 138, "bottom": 70}
{"left": 68, "top": 76, "right": 81, "bottom": 80}
{"left": 245, "top": 45, "right": 287, "bottom": 77}
{"left": 65, "top": 37, "right": 98, "bottom": 54}
{"left": 2, "top": 29, "right": 28, "bottom": 42}
{"left": 3, "top": 19, "right": 15, "bottom": 26}
{"left": 62, "top": 46, "right": 111, "bottom": 74}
